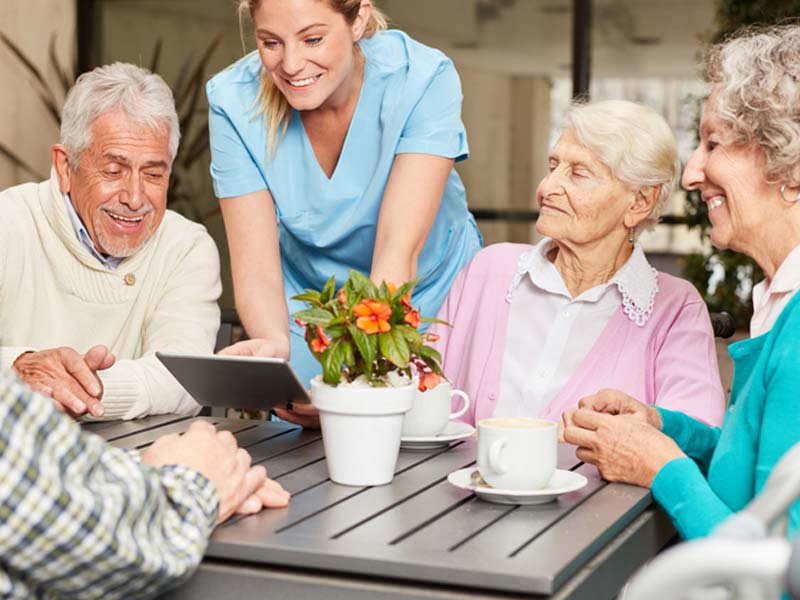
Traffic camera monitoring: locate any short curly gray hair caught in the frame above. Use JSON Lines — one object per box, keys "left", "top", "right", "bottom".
{"left": 60, "top": 62, "right": 180, "bottom": 168}
{"left": 565, "top": 100, "right": 680, "bottom": 234}
{"left": 706, "top": 25, "right": 800, "bottom": 186}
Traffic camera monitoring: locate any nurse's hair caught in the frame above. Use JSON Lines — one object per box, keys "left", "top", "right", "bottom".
{"left": 60, "top": 62, "right": 179, "bottom": 168}
{"left": 564, "top": 100, "right": 680, "bottom": 236}
{"left": 238, "top": 0, "right": 388, "bottom": 157}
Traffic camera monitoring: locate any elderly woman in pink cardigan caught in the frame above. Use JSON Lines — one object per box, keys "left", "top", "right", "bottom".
{"left": 429, "top": 100, "right": 726, "bottom": 427}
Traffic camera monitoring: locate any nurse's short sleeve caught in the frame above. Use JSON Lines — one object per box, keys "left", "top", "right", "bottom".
{"left": 396, "top": 60, "right": 469, "bottom": 162}
{"left": 207, "top": 80, "right": 268, "bottom": 199}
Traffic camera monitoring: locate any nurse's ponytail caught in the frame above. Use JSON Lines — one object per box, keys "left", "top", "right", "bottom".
{"left": 239, "top": 0, "right": 388, "bottom": 157}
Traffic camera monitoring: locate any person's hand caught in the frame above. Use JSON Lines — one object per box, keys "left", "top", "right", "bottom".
{"left": 273, "top": 402, "right": 320, "bottom": 429}
{"left": 565, "top": 389, "right": 662, "bottom": 430}
{"left": 562, "top": 408, "right": 684, "bottom": 488}
{"left": 218, "top": 338, "right": 290, "bottom": 360}
{"left": 13, "top": 345, "right": 115, "bottom": 418}
{"left": 141, "top": 421, "right": 291, "bottom": 524}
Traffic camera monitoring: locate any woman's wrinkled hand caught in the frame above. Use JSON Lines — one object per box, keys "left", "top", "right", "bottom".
{"left": 575, "top": 388, "right": 662, "bottom": 429}
{"left": 562, "top": 408, "right": 684, "bottom": 488}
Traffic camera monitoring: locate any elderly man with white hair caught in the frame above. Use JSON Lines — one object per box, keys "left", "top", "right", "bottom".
{"left": 0, "top": 62, "right": 220, "bottom": 419}
{"left": 429, "top": 100, "right": 726, "bottom": 428}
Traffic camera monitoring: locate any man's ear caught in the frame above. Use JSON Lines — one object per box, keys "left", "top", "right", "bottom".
{"left": 51, "top": 144, "right": 73, "bottom": 194}
{"left": 624, "top": 185, "right": 660, "bottom": 229}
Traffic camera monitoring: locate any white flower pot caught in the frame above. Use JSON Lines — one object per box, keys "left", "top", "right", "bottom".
{"left": 311, "top": 377, "right": 415, "bottom": 486}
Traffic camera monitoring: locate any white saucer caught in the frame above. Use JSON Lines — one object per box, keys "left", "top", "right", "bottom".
{"left": 401, "top": 421, "right": 475, "bottom": 450}
{"left": 447, "top": 467, "right": 588, "bottom": 505}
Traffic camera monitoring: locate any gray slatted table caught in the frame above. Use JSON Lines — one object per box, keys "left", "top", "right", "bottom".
{"left": 84, "top": 416, "right": 675, "bottom": 599}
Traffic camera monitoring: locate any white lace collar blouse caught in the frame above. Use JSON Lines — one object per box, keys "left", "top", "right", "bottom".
{"left": 495, "top": 237, "right": 660, "bottom": 419}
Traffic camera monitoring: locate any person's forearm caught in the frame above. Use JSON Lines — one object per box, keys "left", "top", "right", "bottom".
{"left": 370, "top": 242, "right": 420, "bottom": 287}
{"left": 0, "top": 374, "right": 217, "bottom": 599}
{"left": 235, "top": 275, "right": 290, "bottom": 342}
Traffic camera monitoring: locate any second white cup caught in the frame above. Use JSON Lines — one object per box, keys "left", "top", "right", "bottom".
{"left": 401, "top": 380, "right": 470, "bottom": 437}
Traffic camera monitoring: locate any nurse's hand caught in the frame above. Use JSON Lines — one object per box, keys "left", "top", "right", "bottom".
{"left": 273, "top": 402, "right": 320, "bottom": 429}
{"left": 218, "top": 338, "right": 290, "bottom": 360}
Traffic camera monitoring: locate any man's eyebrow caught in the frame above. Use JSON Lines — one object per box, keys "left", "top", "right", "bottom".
{"left": 103, "top": 152, "right": 130, "bottom": 164}
{"left": 142, "top": 160, "right": 169, "bottom": 169}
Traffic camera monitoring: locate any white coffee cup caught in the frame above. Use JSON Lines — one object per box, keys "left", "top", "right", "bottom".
{"left": 401, "top": 380, "right": 470, "bottom": 437}
{"left": 477, "top": 417, "right": 557, "bottom": 491}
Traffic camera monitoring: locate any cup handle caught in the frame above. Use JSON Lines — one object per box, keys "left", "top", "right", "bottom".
{"left": 488, "top": 439, "right": 508, "bottom": 474}
{"left": 449, "top": 390, "right": 471, "bottom": 420}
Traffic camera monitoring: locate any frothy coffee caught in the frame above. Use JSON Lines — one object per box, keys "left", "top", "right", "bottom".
{"left": 480, "top": 417, "right": 554, "bottom": 429}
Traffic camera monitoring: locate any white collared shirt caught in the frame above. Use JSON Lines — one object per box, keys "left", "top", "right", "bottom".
{"left": 494, "top": 238, "right": 658, "bottom": 418}
{"left": 750, "top": 243, "right": 800, "bottom": 337}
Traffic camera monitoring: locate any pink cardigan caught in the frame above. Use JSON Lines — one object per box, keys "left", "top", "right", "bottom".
{"left": 429, "top": 244, "right": 726, "bottom": 427}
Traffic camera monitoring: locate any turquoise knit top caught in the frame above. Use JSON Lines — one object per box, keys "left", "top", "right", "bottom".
{"left": 651, "top": 290, "right": 800, "bottom": 540}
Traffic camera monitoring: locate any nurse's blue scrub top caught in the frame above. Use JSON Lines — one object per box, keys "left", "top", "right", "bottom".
{"left": 207, "top": 30, "right": 483, "bottom": 384}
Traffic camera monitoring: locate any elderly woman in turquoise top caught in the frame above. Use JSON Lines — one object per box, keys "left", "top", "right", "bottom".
{"left": 206, "top": 0, "right": 482, "bottom": 400}
{"left": 563, "top": 25, "right": 800, "bottom": 540}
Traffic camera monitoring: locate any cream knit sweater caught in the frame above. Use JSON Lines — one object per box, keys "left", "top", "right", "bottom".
{"left": 0, "top": 173, "right": 221, "bottom": 419}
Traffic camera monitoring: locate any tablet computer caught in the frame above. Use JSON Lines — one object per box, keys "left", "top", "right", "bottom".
{"left": 156, "top": 352, "right": 310, "bottom": 411}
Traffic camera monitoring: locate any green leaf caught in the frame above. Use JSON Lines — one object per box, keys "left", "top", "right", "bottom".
{"left": 343, "top": 341, "right": 356, "bottom": 368}
{"left": 291, "top": 290, "right": 322, "bottom": 304}
{"left": 420, "top": 317, "right": 452, "bottom": 327}
{"left": 348, "top": 324, "right": 377, "bottom": 377}
{"left": 349, "top": 270, "right": 378, "bottom": 297}
{"left": 393, "top": 280, "right": 417, "bottom": 301}
{"left": 417, "top": 344, "right": 442, "bottom": 363}
{"left": 293, "top": 307, "right": 334, "bottom": 325}
{"left": 378, "top": 328, "right": 410, "bottom": 368}
{"left": 377, "top": 281, "right": 392, "bottom": 302}
{"left": 321, "top": 338, "right": 348, "bottom": 385}
{"left": 394, "top": 324, "right": 422, "bottom": 346}
{"left": 321, "top": 276, "right": 336, "bottom": 304}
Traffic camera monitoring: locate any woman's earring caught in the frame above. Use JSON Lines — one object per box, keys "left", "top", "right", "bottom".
{"left": 628, "top": 227, "right": 635, "bottom": 245}
{"left": 780, "top": 185, "right": 800, "bottom": 203}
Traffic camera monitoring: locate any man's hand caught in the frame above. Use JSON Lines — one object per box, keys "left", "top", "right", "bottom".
{"left": 13, "top": 345, "right": 115, "bottom": 417}
{"left": 141, "top": 421, "right": 290, "bottom": 523}
{"left": 217, "top": 338, "right": 290, "bottom": 360}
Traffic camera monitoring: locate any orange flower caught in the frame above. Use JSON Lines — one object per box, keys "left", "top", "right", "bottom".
{"left": 294, "top": 318, "right": 306, "bottom": 328}
{"left": 400, "top": 294, "right": 413, "bottom": 309}
{"left": 337, "top": 288, "right": 347, "bottom": 305}
{"left": 354, "top": 299, "right": 392, "bottom": 334}
{"left": 418, "top": 371, "right": 441, "bottom": 392}
{"left": 404, "top": 310, "right": 421, "bottom": 328}
{"left": 425, "top": 332, "right": 440, "bottom": 342}
{"left": 387, "top": 282, "right": 397, "bottom": 295}
{"left": 310, "top": 324, "right": 330, "bottom": 354}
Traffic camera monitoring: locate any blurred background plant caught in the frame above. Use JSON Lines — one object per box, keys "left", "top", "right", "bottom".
{"left": 681, "top": 0, "right": 800, "bottom": 329}
{"left": 0, "top": 30, "right": 222, "bottom": 224}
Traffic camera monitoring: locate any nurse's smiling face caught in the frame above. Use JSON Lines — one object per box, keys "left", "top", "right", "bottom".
{"left": 253, "top": 0, "right": 371, "bottom": 112}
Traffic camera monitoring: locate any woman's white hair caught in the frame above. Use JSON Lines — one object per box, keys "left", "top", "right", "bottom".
{"left": 565, "top": 99, "right": 680, "bottom": 234}
{"left": 706, "top": 25, "right": 800, "bottom": 186}
{"left": 60, "top": 62, "right": 180, "bottom": 167}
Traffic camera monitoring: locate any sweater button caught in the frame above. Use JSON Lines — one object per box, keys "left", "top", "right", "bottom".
{"left": 488, "top": 393, "right": 497, "bottom": 401}
{"left": 124, "top": 273, "right": 136, "bottom": 286}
